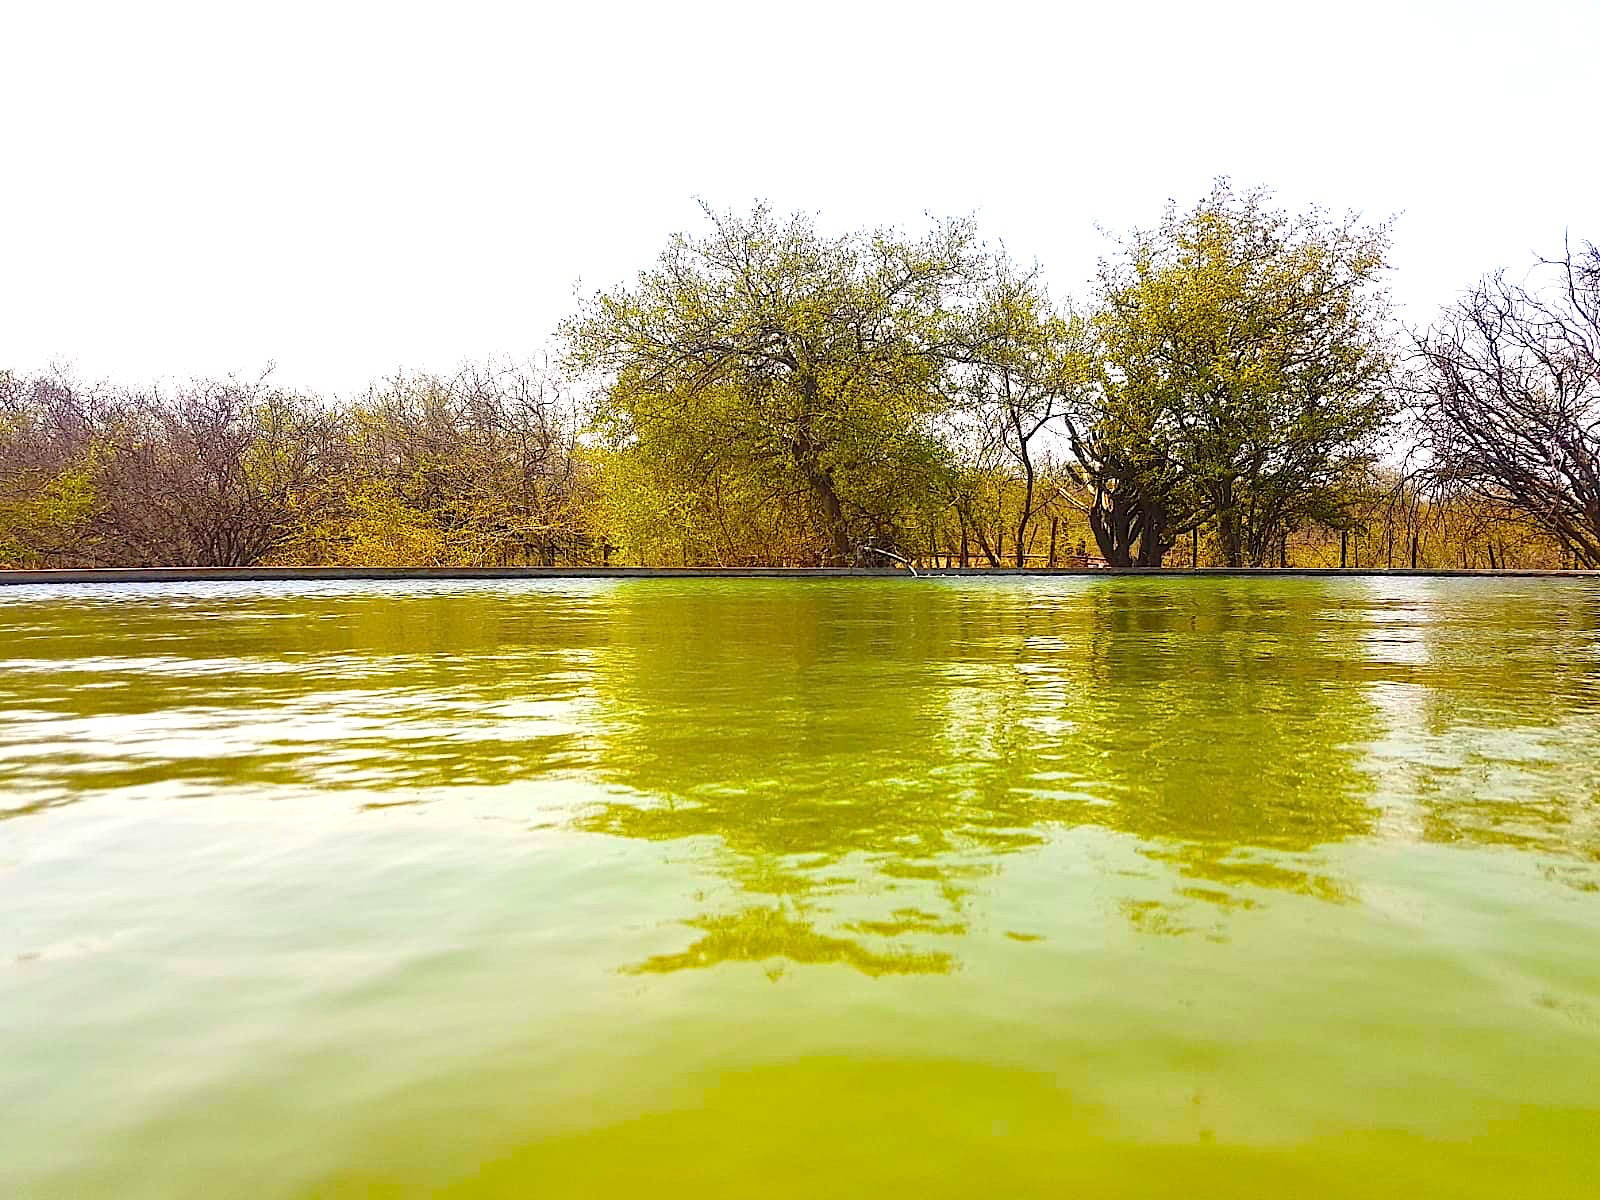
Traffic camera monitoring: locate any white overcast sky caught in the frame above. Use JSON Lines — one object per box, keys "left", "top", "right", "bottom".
{"left": 3, "top": 0, "right": 1597, "bottom": 394}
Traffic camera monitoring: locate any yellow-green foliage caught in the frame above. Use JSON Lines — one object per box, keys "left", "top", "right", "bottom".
{"left": 567, "top": 203, "right": 974, "bottom": 564}
{"left": 339, "top": 484, "right": 449, "bottom": 567}
{"left": 0, "top": 462, "right": 96, "bottom": 568}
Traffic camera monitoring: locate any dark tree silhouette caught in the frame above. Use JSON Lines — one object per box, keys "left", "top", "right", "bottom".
{"left": 1411, "top": 240, "right": 1600, "bottom": 565}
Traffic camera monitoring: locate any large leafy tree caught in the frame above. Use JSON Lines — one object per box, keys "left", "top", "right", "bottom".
{"left": 566, "top": 202, "right": 977, "bottom": 564}
{"left": 1089, "top": 182, "right": 1396, "bottom": 566}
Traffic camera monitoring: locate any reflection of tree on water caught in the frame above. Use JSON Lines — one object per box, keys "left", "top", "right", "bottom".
{"left": 1050, "top": 583, "right": 1385, "bottom": 902}
{"left": 622, "top": 907, "right": 955, "bottom": 979}
{"left": 576, "top": 584, "right": 1048, "bottom": 977}
{"left": 975, "top": 582, "right": 1385, "bottom": 935}
{"left": 1374, "top": 582, "right": 1600, "bottom": 876}
{"left": 578, "top": 580, "right": 1387, "bottom": 973}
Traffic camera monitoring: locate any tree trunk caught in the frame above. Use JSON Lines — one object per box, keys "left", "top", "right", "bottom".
{"left": 1014, "top": 463, "right": 1036, "bottom": 567}
{"left": 792, "top": 414, "right": 851, "bottom": 564}
{"left": 1134, "top": 504, "right": 1171, "bottom": 567}
{"left": 1087, "top": 486, "right": 1135, "bottom": 567}
{"left": 1219, "top": 510, "right": 1243, "bottom": 568}
{"left": 818, "top": 481, "right": 851, "bottom": 562}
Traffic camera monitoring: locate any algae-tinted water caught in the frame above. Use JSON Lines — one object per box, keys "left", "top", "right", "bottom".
{"left": 2, "top": 577, "right": 1598, "bottom": 1197}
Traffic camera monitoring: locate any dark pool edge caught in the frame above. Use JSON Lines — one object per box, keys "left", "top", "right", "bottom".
{"left": 3, "top": 566, "right": 1598, "bottom": 585}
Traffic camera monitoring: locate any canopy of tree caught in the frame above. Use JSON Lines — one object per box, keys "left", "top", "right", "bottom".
{"left": 1070, "top": 182, "right": 1395, "bottom": 566}
{"left": 566, "top": 203, "right": 978, "bottom": 565}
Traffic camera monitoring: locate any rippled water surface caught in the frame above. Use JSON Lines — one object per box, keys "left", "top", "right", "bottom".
{"left": 3, "top": 577, "right": 1599, "bottom": 1197}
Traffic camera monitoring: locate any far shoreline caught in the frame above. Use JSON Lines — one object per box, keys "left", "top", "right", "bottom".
{"left": 3, "top": 566, "right": 1598, "bottom": 586}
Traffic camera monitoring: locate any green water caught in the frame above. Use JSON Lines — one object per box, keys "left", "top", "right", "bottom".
{"left": 2, "top": 577, "right": 1598, "bottom": 1197}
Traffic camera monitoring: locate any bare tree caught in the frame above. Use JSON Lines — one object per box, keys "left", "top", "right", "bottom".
{"left": 89, "top": 376, "right": 342, "bottom": 567}
{"left": 1411, "top": 239, "right": 1600, "bottom": 565}
{"left": 0, "top": 370, "right": 104, "bottom": 564}
{"left": 348, "top": 358, "right": 588, "bottom": 565}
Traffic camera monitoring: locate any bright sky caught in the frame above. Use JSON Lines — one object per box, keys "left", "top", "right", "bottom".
{"left": 4, "top": 0, "right": 1596, "bottom": 395}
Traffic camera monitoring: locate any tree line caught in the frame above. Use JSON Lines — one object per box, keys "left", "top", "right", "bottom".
{"left": 4, "top": 181, "right": 1597, "bottom": 570}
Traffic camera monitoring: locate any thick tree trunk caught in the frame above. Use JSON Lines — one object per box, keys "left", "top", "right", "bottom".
{"left": 1135, "top": 530, "right": 1169, "bottom": 567}
{"left": 1132, "top": 495, "right": 1173, "bottom": 567}
{"left": 1212, "top": 478, "right": 1246, "bottom": 567}
{"left": 792, "top": 383, "right": 853, "bottom": 564}
{"left": 1088, "top": 517, "right": 1122, "bottom": 566}
{"left": 793, "top": 434, "right": 851, "bottom": 564}
{"left": 817, "top": 483, "right": 851, "bottom": 562}
{"left": 1218, "top": 511, "right": 1243, "bottom": 568}
{"left": 1087, "top": 485, "right": 1136, "bottom": 567}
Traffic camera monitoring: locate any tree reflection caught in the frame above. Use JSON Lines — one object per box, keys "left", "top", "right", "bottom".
{"left": 1032, "top": 582, "right": 1386, "bottom": 906}
{"left": 623, "top": 906, "right": 954, "bottom": 979}
{"left": 578, "top": 579, "right": 1388, "bottom": 972}
{"left": 1369, "top": 580, "right": 1600, "bottom": 875}
{"left": 574, "top": 584, "right": 1036, "bottom": 977}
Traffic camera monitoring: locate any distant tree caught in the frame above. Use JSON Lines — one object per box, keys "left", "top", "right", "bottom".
{"left": 89, "top": 376, "right": 341, "bottom": 567}
{"left": 1410, "top": 239, "right": 1600, "bottom": 565}
{"left": 566, "top": 202, "right": 978, "bottom": 564}
{"left": 944, "top": 256, "right": 1090, "bottom": 566}
{"left": 340, "top": 359, "right": 586, "bottom": 565}
{"left": 1087, "top": 181, "right": 1396, "bottom": 566}
{"left": 0, "top": 370, "right": 101, "bottom": 565}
